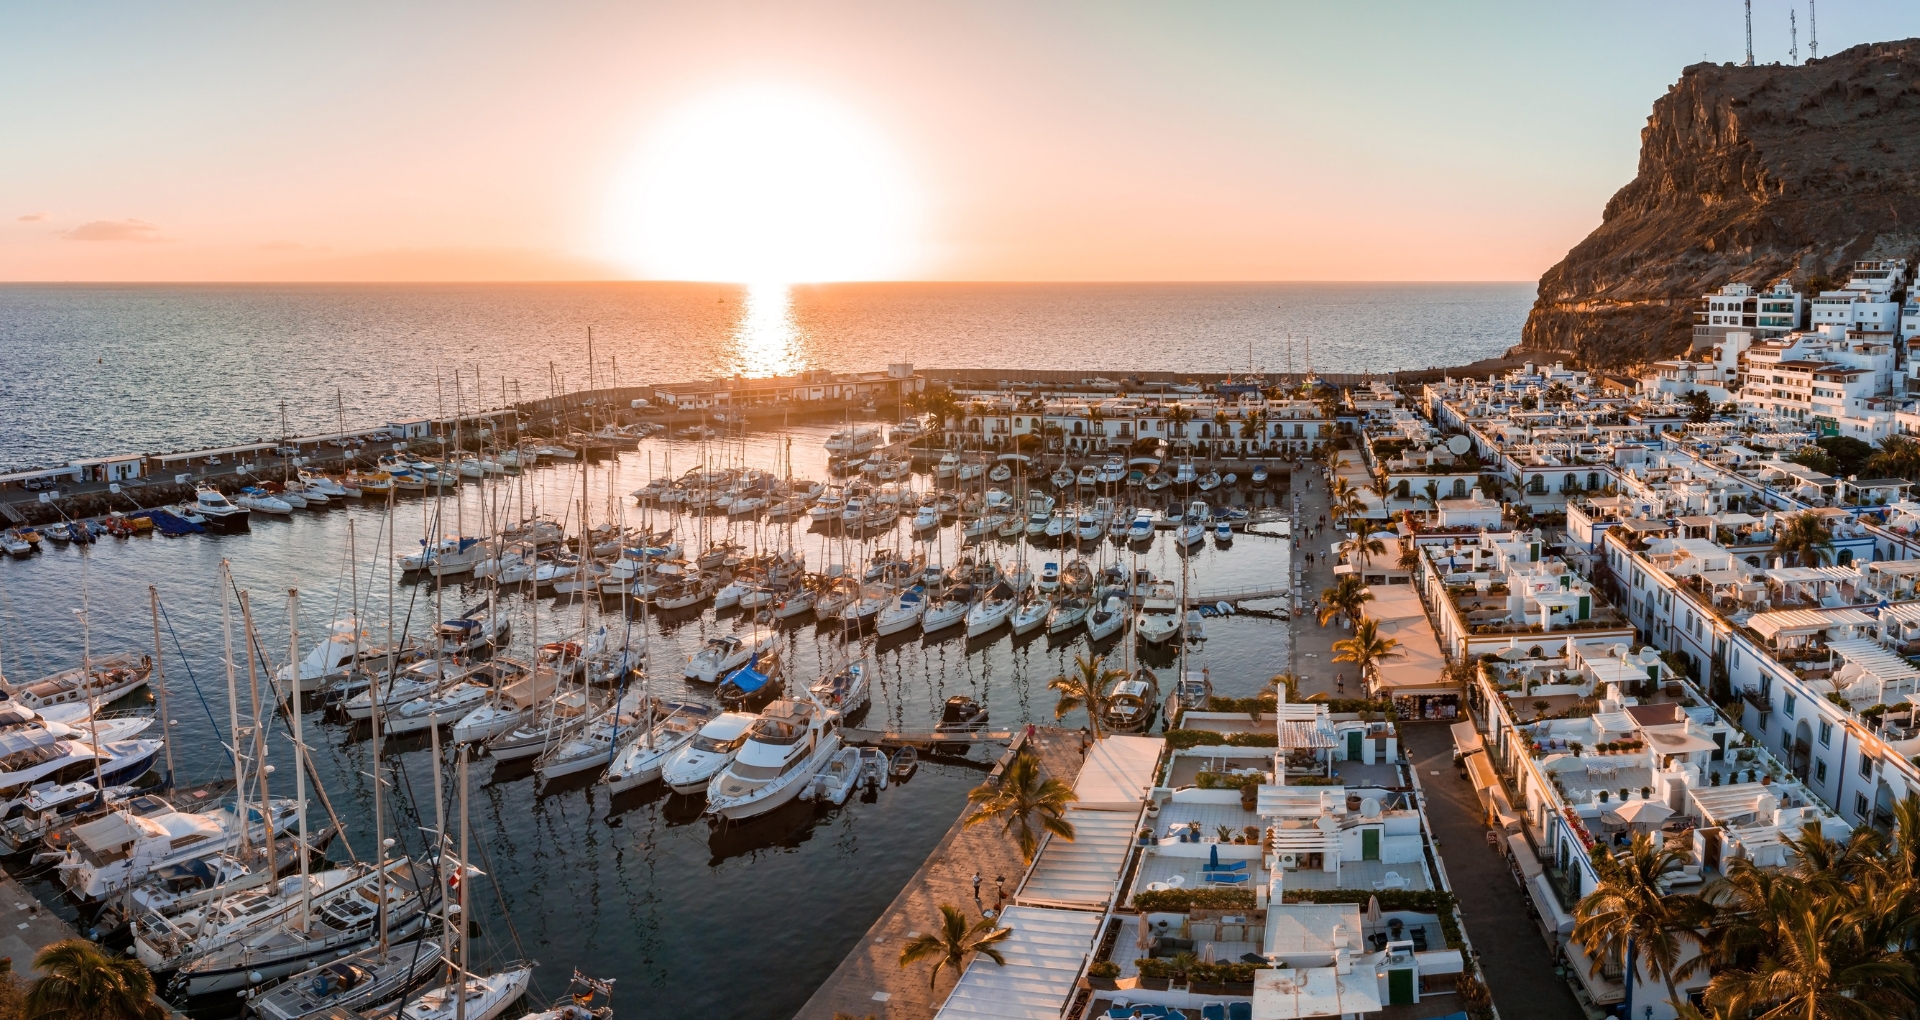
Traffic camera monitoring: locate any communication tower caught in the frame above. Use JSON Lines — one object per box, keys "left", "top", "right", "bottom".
{"left": 1790, "top": 9, "right": 1798, "bottom": 64}
{"left": 1809, "top": 0, "right": 1818, "bottom": 60}
{"left": 1744, "top": 0, "right": 1754, "bottom": 66}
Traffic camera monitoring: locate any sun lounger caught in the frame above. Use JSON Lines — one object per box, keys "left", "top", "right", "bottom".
{"left": 1229, "top": 1004, "right": 1253, "bottom": 1020}
{"left": 1202, "top": 1004, "right": 1228, "bottom": 1020}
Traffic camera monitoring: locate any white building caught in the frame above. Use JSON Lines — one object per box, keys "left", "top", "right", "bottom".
{"left": 1694, "top": 280, "right": 1803, "bottom": 350}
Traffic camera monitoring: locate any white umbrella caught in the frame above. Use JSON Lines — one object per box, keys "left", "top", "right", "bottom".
{"left": 1613, "top": 799, "right": 1674, "bottom": 826}
{"left": 1365, "top": 896, "right": 1383, "bottom": 927}
{"left": 1202, "top": 942, "right": 1216, "bottom": 964}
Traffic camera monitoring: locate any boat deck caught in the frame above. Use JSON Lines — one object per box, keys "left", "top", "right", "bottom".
{"left": 790, "top": 727, "right": 1088, "bottom": 1020}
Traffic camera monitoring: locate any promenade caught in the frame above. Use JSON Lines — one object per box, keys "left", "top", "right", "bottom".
{"left": 792, "top": 728, "right": 1086, "bottom": 1020}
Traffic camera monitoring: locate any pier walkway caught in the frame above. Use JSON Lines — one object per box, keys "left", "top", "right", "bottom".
{"left": 0, "top": 869, "right": 81, "bottom": 977}
{"left": 791, "top": 727, "right": 1087, "bottom": 1020}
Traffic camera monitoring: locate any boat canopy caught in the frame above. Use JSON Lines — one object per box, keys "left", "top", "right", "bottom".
{"left": 723, "top": 658, "right": 774, "bottom": 695}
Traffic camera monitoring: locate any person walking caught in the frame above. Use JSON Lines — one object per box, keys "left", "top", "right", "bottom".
{"left": 972, "top": 871, "right": 983, "bottom": 908}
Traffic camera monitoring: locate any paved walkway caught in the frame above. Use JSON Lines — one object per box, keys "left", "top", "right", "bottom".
{"left": 0, "top": 869, "right": 82, "bottom": 977}
{"left": 1401, "top": 722, "right": 1585, "bottom": 1020}
{"left": 791, "top": 728, "right": 1088, "bottom": 1020}
{"left": 1283, "top": 459, "right": 1351, "bottom": 700}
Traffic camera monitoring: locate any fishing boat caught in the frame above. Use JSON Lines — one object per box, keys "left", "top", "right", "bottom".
{"left": 590, "top": 701, "right": 714, "bottom": 790}
{"left": 1103, "top": 672, "right": 1160, "bottom": 734}
{"left": 705, "top": 699, "right": 842, "bottom": 821}
{"left": 935, "top": 695, "right": 990, "bottom": 733}
{"left": 660, "top": 712, "right": 757, "bottom": 795}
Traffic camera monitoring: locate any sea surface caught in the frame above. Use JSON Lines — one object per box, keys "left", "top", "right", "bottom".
{"left": 0, "top": 282, "right": 1533, "bottom": 469}
{"left": 0, "top": 428, "right": 1298, "bottom": 1018}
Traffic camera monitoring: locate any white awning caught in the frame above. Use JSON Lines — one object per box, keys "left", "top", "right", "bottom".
{"left": 1017, "top": 809, "right": 1135, "bottom": 911}
{"left": 932, "top": 906, "right": 1101, "bottom": 1020}
{"left": 1072, "top": 735, "right": 1161, "bottom": 811}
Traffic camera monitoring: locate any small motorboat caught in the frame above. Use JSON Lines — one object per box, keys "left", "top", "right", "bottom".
{"left": 1215, "top": 522, "right": 1234, "bottom": 543}
{"left": 1251, "top": 464, "right": 1269, "bottom": 488}
{"left": 935, "top": 695, "right": 990, "bottom": 733}
{"left": 889, "top": 746, "right": 918, "bottom": 780}
{"left": 1037, "top": 562, "right": 1060, "bottom": 591}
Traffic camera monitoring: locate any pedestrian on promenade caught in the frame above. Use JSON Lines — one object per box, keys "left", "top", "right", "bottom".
{"left": 973, "top": 871, "right": 982, "bottom": 908}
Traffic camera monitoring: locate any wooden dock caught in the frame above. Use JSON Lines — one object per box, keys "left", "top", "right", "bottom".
{"left": 841, "top": 727, "right": 1017, "bottom": 749}
{"left": 790, "top": 727, "right": 1087, "bottom": 1020}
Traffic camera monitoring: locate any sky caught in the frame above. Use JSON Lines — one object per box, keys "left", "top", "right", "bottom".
{"left": 5, "top": 1, "right": 1920, "bottom": 284}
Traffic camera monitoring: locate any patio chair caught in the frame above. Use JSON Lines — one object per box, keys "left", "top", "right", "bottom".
{"left": 1207, "top": 859, "right": 1248, "bottom": 872}
{"left": 1228, "top": 1003, "right": 1253, "bottom": 1020}
{"left": 1206, "top": 872, "right": 1250, "bottom": 886}
{"left": 1202, "top": 1004, "right": 1228, "bottom": 1020}
{"left": 1107, "top": 1009, "right": 1133, "bottom": 1020}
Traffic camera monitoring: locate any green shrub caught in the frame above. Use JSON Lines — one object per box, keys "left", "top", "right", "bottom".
{"left": 1196, "top": 771, "right": 1264, "bottom": 791}
{"left": 1164, "top": 729, "right": 1279, "bottom": 749}
{"left": 1289, "top": 775, "right": 1342, "bottom": 786}
{"left": 1206, "top": 695, "right": 1277, "bottom": 714}
{"left": 1131, "top": 888, "right": 1259, "bottom": 912}
{"left": 1087, "top": 960, "right": 1120, "bottom": 979}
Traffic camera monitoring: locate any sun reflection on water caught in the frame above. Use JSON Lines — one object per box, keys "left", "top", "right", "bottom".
{"left": 726, "top": 283, "right": 808, "bottom": 378}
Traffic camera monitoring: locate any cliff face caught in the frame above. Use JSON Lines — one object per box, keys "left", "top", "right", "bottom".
{"left": 1520, "top": 40, "right": 1920, "bottom": 367}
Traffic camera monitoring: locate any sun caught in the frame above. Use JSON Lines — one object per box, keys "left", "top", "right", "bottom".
{"left": 608, "top": 85, "right": 921, "bottom": 284}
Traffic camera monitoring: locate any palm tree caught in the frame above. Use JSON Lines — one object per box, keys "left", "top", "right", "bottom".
{"left": 23, "top": 939, "right": 165, "bottom": 1020}
{"left": 1774, "top": 511, "right": 1833, "bottom": 567}
{"left": 1166, "top": 403, "right": 1193, "bottom": 441}
{"left": 1573, "top": 834, "right": 1712, "bottom": 1016}
{"left": 1331, "top": 618, "right": 1401, "bottom": 690}
{"left": 1416, "top": 480, "right": 1441, "bottom": 525}
{"left": 1318, "top": 574, "right": 1374, "bottom": 628}
{"left": 1865, "top": 434, "right": 1920, "bottom": 481}
{"left": 1368, "top": 469, "right": 1393, "bottom": 508}
{"left": 1328, "top": 476, "right": 1367, "bottom": 524}
{"left": 1048, "top": 653, "right": 1126, "bottom": 741}
{"left": 1337, "top": 532, "right": 1387, "bottom": 572}
{"left": 898, "top": 904, "right": 1012, "bottom": 989}
{"left": 964, "top": 752, "right": 1077, "bottom": 863}
{"left": 1703, "top": 893, "right": 1916, "bottom": 1019}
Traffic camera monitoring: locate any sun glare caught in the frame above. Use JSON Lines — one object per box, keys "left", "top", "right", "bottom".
{"left": 609, "top": 86, "right": 921, "bottom": 284}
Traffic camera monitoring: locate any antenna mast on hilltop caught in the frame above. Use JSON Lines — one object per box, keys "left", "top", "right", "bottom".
{"left": 1809, "top": 0, "right": 1818, "bottom": 60}
{"left": 1742, "top": 0, "right": 1754, "bottom": 66}
{"left": 1790, "top": 9, "right": 1798, "bottom": 64}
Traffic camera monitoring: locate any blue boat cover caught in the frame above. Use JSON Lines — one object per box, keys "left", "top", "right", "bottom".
{"left": 723, "top": 654, "right": 772, "bottom": 694}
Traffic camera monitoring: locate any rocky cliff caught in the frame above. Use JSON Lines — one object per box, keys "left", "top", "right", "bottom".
{"left": 1519, "top": 40, "right": 1920, "bottom": 367}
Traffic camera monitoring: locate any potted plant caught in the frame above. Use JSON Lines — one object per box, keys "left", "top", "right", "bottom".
{"left": 1085, "top": 960, "right": 1121, "bottom": 991}
{"left": 1138, "top": 827, "right": 1154, "bottom": 846}
{"left": 1168, "top": 952, "right": 1200, "bottom": 990}
{"left": 1189, "top": 962, "right": 1227, "bottom": 995}
{"left": 1134, "top": 957, "right": 1171, "bottom": 991}
{"left": 1224, "top": 962, "right": 1258, "bottom": 995}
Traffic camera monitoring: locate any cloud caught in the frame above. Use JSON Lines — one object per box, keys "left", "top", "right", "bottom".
{"left": 16, "top": 212, "right": 49, "bottom": 222}
{"left": 62, "top": 218, "right": 169, "bottom": 242}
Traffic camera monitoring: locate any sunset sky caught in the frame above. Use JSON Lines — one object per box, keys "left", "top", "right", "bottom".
{"left": 7, "top": 2, "right": 1920, "bottom": 284}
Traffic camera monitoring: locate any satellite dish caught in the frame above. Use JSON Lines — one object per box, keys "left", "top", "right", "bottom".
{"left": 1446, "top": 435, "right": 1471, "bottom": 456}
{"left": 1360, "top": 798, "right": 1382, "bottom": 819}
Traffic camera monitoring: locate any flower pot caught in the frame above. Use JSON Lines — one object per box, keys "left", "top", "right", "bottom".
{"left": 1138, "top": 977, "right": 1171, "bottom": 991}
{"left": 1084, "top": 976, "right": 1119, "bottom": 991}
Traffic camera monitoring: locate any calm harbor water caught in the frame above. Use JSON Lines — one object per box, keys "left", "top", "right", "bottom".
{"left": 0, "top": 281, "right": 1532, "bottom": 469}
{"left": 0, "top": 427, "right": 1293, "bottom": 1018}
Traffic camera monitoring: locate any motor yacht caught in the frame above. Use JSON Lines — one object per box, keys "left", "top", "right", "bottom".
{"left": 823, "top": 426, "right": 884, "bottom": 457}
{"left": 236, "top": 487, "right": 294, "bottom": 515}
{"left": 1251, "top": 464, "right": 1269, "bottom": 488}
{"left": 1177, "top": 500, "right": 1210, "bottom": 547}
{"left": 6, "top": 651, "right": 152, "bottom": 711}
{"left": 1134, "top": 581, "right": 1183, "bottom": 644}
{"left": 1128, "top": 510, "right": 1155, "bottom": 542}
{"left": 935, "top": 695, "right": 989, "bottom": 733}
{"left": 660, "top": 712, "right": 757, "bottom": 795}
{"left": 1076, "top": 465, "right": 1098, "bottom": 488}
{"left": 685, "top": 633, "right": 776, "bottom": 683}
{"left": 399, "top": 536, "right": 484, "bottom": 575}
{"left": 48, "top": 797, "right": 300, "bottom": 901}
{"left": 705, "top": 699, "right": 842, "bottom": 822}
{"left": 192, "top": 486, "right": 250, "bottom": 532}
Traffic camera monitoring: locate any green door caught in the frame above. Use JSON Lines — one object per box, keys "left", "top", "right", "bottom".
{"left": 1347, "top": 731, "right": 1363, "bottom": 761}
{"left": 1387, "top": 968, "right": 1414, "bottom": 1005}
{"left": 1362, "top": 828, "right": 1380, "bottom": 861}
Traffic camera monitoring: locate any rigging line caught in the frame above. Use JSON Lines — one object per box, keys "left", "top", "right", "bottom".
{"left": 468, "top": 799, "right": 532, "bottom": 971}
{"left": 158, "top": 597, "right": 233, "bottom": 768}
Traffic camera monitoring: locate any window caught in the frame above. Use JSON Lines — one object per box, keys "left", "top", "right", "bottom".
{"left": 1783, "top": 731, "right": 1794, "bottom": 753}
{"left": 1818, "top": 720, "right": 1832, "bottom": 746}
{"left": 1784, "top": 693, "right": 1796, "bottom": 717}
{"left": 1856, "top": 793, "right": 1871, "bottom": 818}
{"left": 1452, "top": 479, "right": 1467, "bottom": 498}
{"left": 1860, "top": 754, "right": 1875, "bottom": 778}
{"left": 1816, "top": 760, "right": 1828, "bottom": 785}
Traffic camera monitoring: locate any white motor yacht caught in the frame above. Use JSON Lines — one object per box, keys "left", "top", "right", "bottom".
{"left": 49, "top": 798, "right": 300, "bottom": 901}
{"left": 1134, "top": 581, "right": 1183, "bottom": 644}
{"left": 705, "top": 699, "right": 842, "bottom": 821}
{"left": 685, "top": 633, "right": 776, "bottom": 683}
{"left": 236, "top": 487, "right": 293, "bottom": 515}
{"left": 660, "top": 712, "right": 757, "bottom": 795}
{"left": 400, "top": 536, "right": 484, "bottom": 574}
{"left": 192, "top": 486, "right": 250, "bottom": 532}
{"left": 1128, "top": 510, "right": 1155, "bottom": 541}
{"left": 7, "top": 651, "right": 152, "bottom": 711}
{"left": 1037, "top": 562, "right": 1060, "bottom": 591}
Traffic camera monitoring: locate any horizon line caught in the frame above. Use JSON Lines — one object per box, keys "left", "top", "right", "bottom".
{"left": 0, "top": 278, "right": 1538, "bottom": 286}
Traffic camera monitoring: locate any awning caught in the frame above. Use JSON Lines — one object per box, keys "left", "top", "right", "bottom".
{"left": 1507, "top": 834, "right": 1544, "bottom": 881}
{"left": 1017, "top": 809, "right": 1136, "bottom": 910}
{"left": 1527, "top": 872, "right": 1575, "bottom": 937}
{"left": 1072, "top": 735, "right": 1161, "bottom": 811}
{"left": 1465, "top": 751, "right": 1500, "bottom": 794}
{"left": 1450, "top": 721, "right": 1484, "bottom": 757}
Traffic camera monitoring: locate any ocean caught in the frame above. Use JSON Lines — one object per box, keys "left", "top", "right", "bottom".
{"left": 0, "top": 281, "right": 1534, "bottom": 469}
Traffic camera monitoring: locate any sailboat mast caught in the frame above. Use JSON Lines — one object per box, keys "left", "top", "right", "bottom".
{"left": 288, "top": 589, "right": 311, "bottom": 931}
{"left": 148, "top": 586, "right": 175, "bottom": 787}
{"left": 222, "top": 561, "right": 250, "bottom": 857}
{"left": 372, "top": 585, "right": 389, "bottom": 954}
{"left": 77, "top": 549, "right": 105, "bottom": 797}
{"left": 240, "top": 590, "right": 276, "bottom": 868}
{"left": 456, "top": 743, "right": 470, "bottom": 1020}
{"left": 430, "top": 723, "right": 451, "bottom": 988}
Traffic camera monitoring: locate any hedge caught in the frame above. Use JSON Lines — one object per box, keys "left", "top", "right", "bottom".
{"left": 1165, "top": 729, "right": 1278, "bottom": 749}
{"left": 1280, "top": 889, "right": 1464, "bottom": 949}
{"left": 1131, "top": 888, "right": 1258, "bottom": 912}
{"left": 1205, "top": 695, "right": 1277, "bottom": 714}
